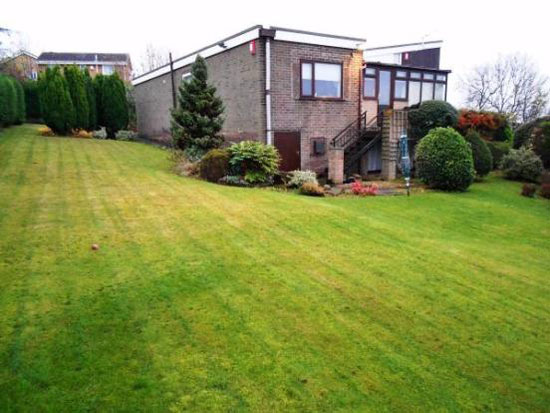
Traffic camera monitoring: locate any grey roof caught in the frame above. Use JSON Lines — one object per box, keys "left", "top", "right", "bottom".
{"left": 37, "top": 52, "right": 129, "bottom": 63}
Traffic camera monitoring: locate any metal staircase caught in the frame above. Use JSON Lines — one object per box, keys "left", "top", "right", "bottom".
{"left": 330, "top": 111, "right": 383, "bottom": 177}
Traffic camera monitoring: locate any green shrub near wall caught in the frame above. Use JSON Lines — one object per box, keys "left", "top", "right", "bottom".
{"left": 199, "top": 149, "right": 230, "bottom": 182}
{"left": 415, "top": 127, "right": 475, "bottom": 191}
{"left": 227, "top": 141, "right": 281, "bottom": 184}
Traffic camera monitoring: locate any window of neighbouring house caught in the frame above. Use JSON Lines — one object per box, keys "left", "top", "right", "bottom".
{"left": 182, "top": 73, "right": 192, "bottom": 83}
{"left": 102, "top": 64, "right": 114, "bottom": 75}
{"left": 364, "top": 67, "right": 376, "bottom": 98}
{"left": 409, "top": 81, "right": 421, "bottom": 105}
{"left": 301, "top": 61, "right": 342, "bottom": 99}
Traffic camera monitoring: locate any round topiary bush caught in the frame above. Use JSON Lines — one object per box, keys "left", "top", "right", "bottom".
{"left": 415, "top": 127, "right": 475, "bottom": 191}
{"left": 464, "top": 130, "right": 493, "bottom": 178}
{"left": 500, "top": 147, "right": 543, "bottom": 182}
{"left": 199, "top": 149, "right": 230, "bottom": 182}
{"left": 408, "top": 101, "right": 459, "bottom": 141}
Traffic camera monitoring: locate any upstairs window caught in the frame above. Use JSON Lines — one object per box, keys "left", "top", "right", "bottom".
{"left": 102, "top": 65, "right": 114, "bottom": 75}
{"left": 301, "top": 61, "right": 342, "bottom": 99}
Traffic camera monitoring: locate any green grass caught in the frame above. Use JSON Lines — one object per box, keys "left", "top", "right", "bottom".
{"left": 0, "top": 124, "right": 549, "bottom": 412}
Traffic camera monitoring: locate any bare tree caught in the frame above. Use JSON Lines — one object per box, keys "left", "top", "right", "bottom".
{"left": 461, "top": 54, "right": 549, "bottom": 123}
{"left": 136, "top": 44, "right": 170, "bottom": 76}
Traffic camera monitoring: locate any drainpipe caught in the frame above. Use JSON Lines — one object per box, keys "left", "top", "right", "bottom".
{"left": 169, "top": 52, "right": 176, "bottom": 109}
{"left": 265, "top": 37, "right": 272, "bottom": 145}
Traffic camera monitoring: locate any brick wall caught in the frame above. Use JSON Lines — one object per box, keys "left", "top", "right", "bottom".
{"left": 269, "top": 40, "right": 363, "bottom": 174}
{"left": 133, "top": 41, "right": 266, "bottom": 144}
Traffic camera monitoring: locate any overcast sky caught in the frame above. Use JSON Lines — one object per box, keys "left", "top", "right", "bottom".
{"left": 3, "top": 0, "right": 548, "bottom": 106}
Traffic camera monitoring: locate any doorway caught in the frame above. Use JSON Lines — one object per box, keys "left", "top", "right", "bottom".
{"left": 274, "top": 131, "right": 301, "bottom": 171}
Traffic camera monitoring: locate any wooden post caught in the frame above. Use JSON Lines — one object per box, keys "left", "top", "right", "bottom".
{"left": 169, "top": 52, "right": 176, "bottom": 109}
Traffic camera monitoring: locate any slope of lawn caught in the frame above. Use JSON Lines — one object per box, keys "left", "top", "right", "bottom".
{"left": 0, "top": 124, "right": 548, "bottom": 412}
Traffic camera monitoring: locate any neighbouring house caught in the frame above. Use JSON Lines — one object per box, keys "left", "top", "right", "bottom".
{"left": 37, "top": 52, "right": 133, "bottom": 82}
{"left": 132, "top": 25, "right": 451, "bottom": 182}
{"left": 0, "top": 51, "right": 38, "bottom": 80}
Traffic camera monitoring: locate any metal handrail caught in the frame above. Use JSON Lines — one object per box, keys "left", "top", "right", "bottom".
{"left": 330, "top": 110, "right": 383, "bottom": 149}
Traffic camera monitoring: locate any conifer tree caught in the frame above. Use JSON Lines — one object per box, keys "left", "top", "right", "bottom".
{"left": 13, "top": 78, "right": 26, "bottom": 124}
{"left": 64, "top": 65, "right": 89, "bottom": 129}
{"left": 39, "top": 67, "right": 75, "bottom": 135}
{"left": 0, "top": 75, "right": 16, "bottom": 126}
{"left": 171, "top": 55, "right": 224, "bottom": 154}
{"left": 22, "top": 80, "right": 41, "bottom": 119}
{"left": 83, "top": 70, "right": 97, "bottom": 130}
{"left": 101, "top": 73, "right": 128, "bottom": 138}
{"left": 93, "top": 74, "right": 105, "bottom": 127}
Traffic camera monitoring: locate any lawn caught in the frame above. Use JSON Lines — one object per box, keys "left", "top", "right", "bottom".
{"left": 0, "top": 124, "right": 549, "bottom": 412}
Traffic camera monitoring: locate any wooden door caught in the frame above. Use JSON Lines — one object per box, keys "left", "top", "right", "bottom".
{"left": 274, "top": 132, "right": 301, "bottom": 171}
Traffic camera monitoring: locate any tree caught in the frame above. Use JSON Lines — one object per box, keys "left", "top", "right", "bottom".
{"left": 101, "top": 73, "right": 128, "bottom": 138}
{"left": 464, "top": 130, "right": 493, "bottom": 178}
{"left": 39, "top": 67, "right": 75, "bottom": 135}
{"left": 171, "top": 55, "right": 224, "bottom": 155}
{"left": 22, "top": 80, "right": 41, "bottom": 119}
{"left": 0, "top": 75, "right": 17, "bottom": 126}
{"left": 83, "top": 70, "right": 97, "bottom": 130}
{"left": 12, "top": 77, "right": 26, "bottom": 124}
{"left": 64, "top": 65, "right": 89, "bottom": 129}
{"left": 93, "top": 74, "right": 105, "bottom": 127}
{"left": 137, "top": 43, "right": 169, "bottom": 75}
{"left": 461, "top": 54, "right": 549, "bottom": 123}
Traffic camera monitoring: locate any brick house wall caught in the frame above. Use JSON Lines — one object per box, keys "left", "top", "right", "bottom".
{"left": 134, "top": 41, "right": 266, "bottom": 144}
{"left": 1, "top": 54, "right": 38, "bottom": 80}
{"left": 269, "top": 41, "right": 364, "bottom": 174}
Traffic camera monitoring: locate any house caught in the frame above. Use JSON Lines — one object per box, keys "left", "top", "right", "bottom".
{"left": 0, "top": 51, "right": 38, "bottom": 80}
{"left": 37, "top": 52, "right": 133, "bottom": 82}
{"left": 132, "top": 25, "right": 451, "bottom": 181}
